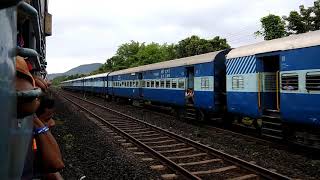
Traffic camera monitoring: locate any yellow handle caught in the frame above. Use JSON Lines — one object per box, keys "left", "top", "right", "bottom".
{"left": 258, "top": 73, "right": 261, "bottom": 110}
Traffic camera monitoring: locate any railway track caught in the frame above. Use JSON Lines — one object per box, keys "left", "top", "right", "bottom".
{"left": 60, "top": 90, "right": 291, "bottom": 180}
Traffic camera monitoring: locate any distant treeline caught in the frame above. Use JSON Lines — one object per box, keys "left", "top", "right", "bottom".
{"left": 91, "top": 35, "right": 229, "bottom": 75}
{"left": 52, "top": 35, "right": 230, "bottom": 85}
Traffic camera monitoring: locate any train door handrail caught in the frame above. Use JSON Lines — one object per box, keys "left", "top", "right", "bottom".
{"left": 276, "top": 71, "right": 280, "bottom": 112}
{"left": 258, "top": 72, "right": 261, "bottom": 110}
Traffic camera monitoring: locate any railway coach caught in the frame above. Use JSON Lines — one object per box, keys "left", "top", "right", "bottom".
{"left": 226, "top": 30, "right": 320, "bottom": 147}
{"left": 61, "top": 30, "right": 320, "bottom": 148}
{"left": 108, "top": 50, "right": 229, "bottom": 118}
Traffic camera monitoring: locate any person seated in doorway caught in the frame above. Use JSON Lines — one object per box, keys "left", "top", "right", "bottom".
{"left": 185, "top": 88, "right": 194, "bottom": 104}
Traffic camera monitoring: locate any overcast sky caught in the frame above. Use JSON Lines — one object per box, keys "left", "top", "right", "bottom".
{"left": 46, "top": 0, "right": 315, "bottom": 73}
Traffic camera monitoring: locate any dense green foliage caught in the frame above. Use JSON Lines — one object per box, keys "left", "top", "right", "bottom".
{"left": 53, "top": 35, "right": 229, "bottom": 85}
{"left": 256, "top": 0, "right": 320, "bottom": 40}
{"left": 92, "top": 35, "right": 229, "bottom": 74}
{"left": 255, "top": 15, "right": 286, "bottom": 40}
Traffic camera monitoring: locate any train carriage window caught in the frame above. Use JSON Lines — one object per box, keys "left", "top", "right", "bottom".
{"left": 166, "top": 80, "right": 171, "bottom": 88}
{"left": 160, "top": 80, "right": 165, "bottom": 88}
{"left": 306, "top": 72, "right": 320, "bottom": 91}
{"left": 146, "top": 81, "right": 150, "bottom": 88}
{"left": 172, "top": 80, "right": 177, "bottom": 88}
{"left": 141, "top": 80, "right": 145, "bottom": 87}
{"left": 201, "top": 77, "right": 209, "bottom": 90}
{"left": 178, "top": 79, "right": 185, "bottom": 89}
{"left": 151, "top": 81, "right": 155, "bottom": 88}
{"left": 129, "top": 81, "right": 132, "bottom": 87}
{"left": 155, "top": 80, "right": 160, "bottom": 88}
{"left": 122, "top": 81, "right": 125, "bottom": 87}
{"left": 281, "top": 74, "right": 298, "bottom": 90}
{"left": 232, "top": 76, "right": 244, "bottom": 90}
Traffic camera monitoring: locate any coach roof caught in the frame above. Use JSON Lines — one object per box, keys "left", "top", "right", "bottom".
{"left": 227, "top": 30, "right": 320, "bottom": 59}
{"left": 83, "top": 72, "right": 110, "bottom": 80}
{"left": 109, "top": 50, "right": 223, "bottom": 76}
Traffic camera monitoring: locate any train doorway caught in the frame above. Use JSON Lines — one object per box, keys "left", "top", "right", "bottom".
{"left": 186, "top": 67, "right": 194, "bottom": 89}
{"left": 258, "top": 55, "right": 280, "bottom": 112}
{"left": 138, "top": 73, "right": 143, "bottom": 97}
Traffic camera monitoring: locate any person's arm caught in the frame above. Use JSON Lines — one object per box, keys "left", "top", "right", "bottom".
{"left": 33, "top": 117, "right": 64, "bottom": 173}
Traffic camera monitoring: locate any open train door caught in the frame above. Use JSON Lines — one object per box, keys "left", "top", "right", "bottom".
{"left": 257, "top": 55, "right": 280, "bottom": 113}
{"left": 186, "top": 67, "right": 195, "bottom": 90}
{"left": 138, "top": 73, "right": 143, "bottom": 98}
{"left": 257, "top": 55, "right": 283, "bottom": 139}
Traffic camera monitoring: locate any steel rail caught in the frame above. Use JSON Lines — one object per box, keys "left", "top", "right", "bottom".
{"left": 62, "top": 91, "right": 291, "bottom": 180}
{"left": 62, "top": 94, "right": 201, "bottom": 180}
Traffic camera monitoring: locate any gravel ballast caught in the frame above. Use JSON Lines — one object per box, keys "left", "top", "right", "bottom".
{"left": 51, "top": 91, "right": 161, "bottom": 179}
{"left": 64, "top": 90, "right": 320, "bottom": 179}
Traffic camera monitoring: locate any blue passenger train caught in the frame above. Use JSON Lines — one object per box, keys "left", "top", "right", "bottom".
{"left": 61, "top": 30, "right": 320, "bottom": 148}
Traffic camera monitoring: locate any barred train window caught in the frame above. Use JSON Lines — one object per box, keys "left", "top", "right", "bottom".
{"left": 232, "top": 76, "right": 244, "bottom": 90}
{"left": 160, "top": 80, "right": 165, "bottom": 88}
{"left": 155, "top": 80, "right": 160, "bottom": 88}
{"left": 178, "top": 79, "right": 185, "bottom": 89}
{"left": 281, "top": 74, "right": 298, "bottom": 90}
{"left": 146, "top": 81, "right": 150, "bottom": 88}
{"left": 141, "top": 80, "right": 145, "bottom": 87}
{"left": 151, "top": 81, "right": 155, "bottom": 87}
{"left": 172, "top": 80, "right": 177, "bottom": 88}
{"left": 201, "top": 77, "right": 209, "bottom": 90}
{"left": 166, "top": 80, "right": 171, "bottom": 88}
{"left": 306, "top": 72, "right": 320, "bottom": 91}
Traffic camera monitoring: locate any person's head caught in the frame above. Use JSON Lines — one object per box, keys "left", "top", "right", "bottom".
{"left": 16, "top": 56, "right": 41, "bottom": 118}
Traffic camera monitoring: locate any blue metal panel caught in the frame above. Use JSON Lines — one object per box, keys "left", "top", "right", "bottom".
{"left": 281, "top": 93, "right": 320, "bottom": 127}
{"left": 143, "top": 66, "right": 186, "bottom": 79}
{"left": 143, "top": 89, "right": 185, "bottom": 106}
{"left": 91, "top": 87, "right": 104, "bottom": 94}
{"left": 227, "top": 92, "right": 261, "bottom": 118}
{"left": 194, "top": 62, "right": 214, "bottom": 77}
{"left": 281, "top": 46, "right": 320, "bottom": 71}
{"left": 113, "top": 87, "right": 138, "bottom": 98}
{"left": 194, "top": 91, "right": 215, "bottom": 110}
{"left": 112, "top": 73, "right": 139, "bottom": 81}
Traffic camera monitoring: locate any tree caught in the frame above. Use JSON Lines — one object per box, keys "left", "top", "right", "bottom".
{"left": 256, "top": 0, "right": 320, "bottom": 39}
{"left": 175, "top": 35, "right": 230, "bottom": 58}
{"left": 88, "top": 35, "right": 229, "bottom": 74}
{"left": 255, "top": 14, "right": 287, "bottom": 40}
{"left": 314, "top": 0, "right": 320, "bottom": 30}
{"left": 284, "top": 5, "right": 314, "bottom": 34}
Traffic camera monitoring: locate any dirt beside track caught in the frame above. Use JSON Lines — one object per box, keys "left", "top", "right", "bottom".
{"left": 50, "top": 91, "right": 161, "bottom": 179}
